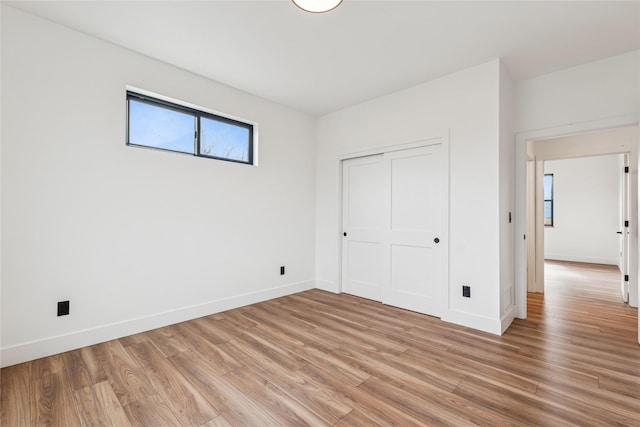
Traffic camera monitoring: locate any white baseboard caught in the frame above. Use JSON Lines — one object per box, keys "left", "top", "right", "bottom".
{"left": 441, "top": 309, "right": 502, "bottom": 335}
{"left": 500, "top": 306, "right": 516, "bottom": 334}
{"left": 544, "top": 254, "right": 619, "bottom": 266}
{"left": 1, "top": 280, "right": 314, "bottom": 368}
{"left": 315, "top": 279, "right": 339, "bottom": 293}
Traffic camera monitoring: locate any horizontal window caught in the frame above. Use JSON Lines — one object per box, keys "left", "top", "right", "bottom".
{"left": 126, "top": 91, "right": 254, "bottom": 164}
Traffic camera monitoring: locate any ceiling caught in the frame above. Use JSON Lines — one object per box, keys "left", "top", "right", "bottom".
{"left": 6, "top": 1, "right": 640, "bottom": 116}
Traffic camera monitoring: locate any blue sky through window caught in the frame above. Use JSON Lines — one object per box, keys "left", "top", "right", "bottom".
{"left": 543, "top": 175, "right": 553, "bottom": 200}
{"left": 129, "top": 100, "right": 194, "bottom": 154}
{"left": 127, "top": 92, "right": 254, "bottom": 164}
{"left": 200, "top": 117, "right": 250, "bottom": 162}
{"left": 544, "top": 174, "right": 553, "bottom": 225}
{"left": 544, "top": 201, "right": 552, "bottom": 220}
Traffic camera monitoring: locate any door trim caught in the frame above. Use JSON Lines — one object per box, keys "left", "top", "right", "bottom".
{"left": 621, "top": 153, "right": 630, "bottom": 302}
{"left": 338, "top": 130, "right": 449, "bottom": 161}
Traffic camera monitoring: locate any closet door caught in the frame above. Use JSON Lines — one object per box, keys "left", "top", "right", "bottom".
{"left": 342, "top": 143, "right": 447, "bottom": 317}
{"left": 341, "top": 154, "right": 385, "bottom": 302}
{"left": 382, "top": 144, "right": 445, "bottom": 317}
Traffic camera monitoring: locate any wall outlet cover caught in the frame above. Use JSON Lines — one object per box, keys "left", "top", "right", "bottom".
{"left": 57, "top": 300, "right": 70, "bottom": 316}
{"left": 462, "top": 286, "right": 471, "bottom": 298}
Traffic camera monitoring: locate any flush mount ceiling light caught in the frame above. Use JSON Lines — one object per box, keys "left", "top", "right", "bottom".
{"left": 292, "top": 0, "right": 343, "bottom": 13}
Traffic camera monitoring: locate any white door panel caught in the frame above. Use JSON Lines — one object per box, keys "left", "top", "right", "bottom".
{"left": 342, "top": 155, "right": 385, "bottom": 301}
{"left": 342, "top": 143, "right": 447, "bottom": 317}
{"left": 344, "top": 242, "right": 385, "bottom": 298}
{"left": 390, "top": 154, "right": 436, "bottom": 233}
{"left": 390, "top": 245, "right": 434, "bottom": 294}
{"left": 384, "top": 145, "right": 443, "bottom": 316}
{"left": 348, "top": 161, "right": 385, "bottom": 230}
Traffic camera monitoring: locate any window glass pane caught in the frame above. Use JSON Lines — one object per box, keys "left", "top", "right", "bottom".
{"left": 128, "top": 99, "right": 194, "bottom": 154}
{"left": 543, "top": 174, "right": 553, "bottom": 200}
{"left": 200, "top": 117, "right": 250, "bottom": 163}
{"left": 544, "top": 201, "right": 553, "bottom": 225}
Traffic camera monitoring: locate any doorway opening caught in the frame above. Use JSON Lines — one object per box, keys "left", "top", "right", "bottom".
{"left": 544, "top": 261, "right": 621, "bottom": 305}
{"left": 539, "top": 153, "right": 629, "bottom": 303}
{"left": 537, "top": 260, "right": 637, "bottom": 341}
{"left": 515, "top": 121, "right": 639, "bottom": 343}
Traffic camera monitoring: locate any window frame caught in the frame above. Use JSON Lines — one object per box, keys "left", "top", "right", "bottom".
{"left": 543, "top": 173, "right": 554, "bottom": 227}
{"left": 126, "top": 90, "right": 255, "bottom": 165}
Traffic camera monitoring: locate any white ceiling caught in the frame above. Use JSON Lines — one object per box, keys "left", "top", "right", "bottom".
{"left": 6, "top": 1, "right": 640, "bottom": 116}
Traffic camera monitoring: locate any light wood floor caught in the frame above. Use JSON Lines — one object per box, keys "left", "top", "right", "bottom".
{"left": 2, "top": 261, "right": 639, "bottom": 426}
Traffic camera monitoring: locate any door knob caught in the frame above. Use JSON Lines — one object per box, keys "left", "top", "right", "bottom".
{"left": 617, "top": 231, "right": 623, "bottom": 234}
{"left": 343, "top": 232, "right": 347, "bottom": 237}
{"left": 434, "top": 237, "right": 440, "bottom": 243}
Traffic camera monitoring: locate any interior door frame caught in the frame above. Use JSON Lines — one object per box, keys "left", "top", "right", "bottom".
{"left": 535, "top": 153, "right": 630, "bottom": 297}
{"left": 338, "top": 130, "right": 450, "bottom": 311}
{"left": 515, "top": 115, "right": 639, "bottom": 343}
{"left": 621, "top": 152, "right": 630, "bottom": 302}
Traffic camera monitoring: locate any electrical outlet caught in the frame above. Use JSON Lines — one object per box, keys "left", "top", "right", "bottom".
{"left": 57, "top": 300, "right": 70, "bottom": 316}
{"left": 280, "top": 266, "right": 285, "bottom": 275}
{"left": 462, "top": 286, "right": 471, "bottom": 298}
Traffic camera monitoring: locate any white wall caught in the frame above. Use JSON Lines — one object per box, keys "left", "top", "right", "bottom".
{"left": 515, "top": 51, "right": 640, "bottom": 132}
{"left": 544, "top": 155, "right": 621, "bottom": 265}
{"left": 1, "top": 6, "right": 317, "bottom": 367}
{"left": 316, "top": 60, "right": 505, "bottom": 334}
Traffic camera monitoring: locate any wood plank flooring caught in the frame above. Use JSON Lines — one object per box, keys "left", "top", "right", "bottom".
{"left": 2, "top": 260, "right": 638, "bottom": 426}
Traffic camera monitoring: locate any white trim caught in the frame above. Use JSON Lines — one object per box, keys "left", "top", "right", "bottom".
{"left": 338, "top": 130, "right": 448, "bottom": 161}
{"left": 1, "top": 280, "right": 314, "bottom": 368}
{"left": 515, "top": 115, "right": 639, "bottom": 319}
{"left": 442, "top": 309, "right": 502, "bottom": 335}
{"left": 315, "top": 279, "right": 338, "bottom": 293}
{"left": 500, "top": 306, "right": 516, "bottom": 334}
